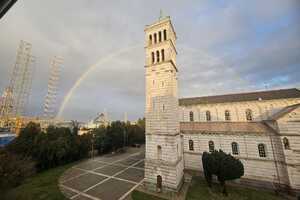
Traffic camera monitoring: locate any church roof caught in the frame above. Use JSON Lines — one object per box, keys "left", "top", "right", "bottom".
{"left": 267, "top": 103, "right": 300, "bottom": 120}
{"left": 180, "top": 122, "right": 274, "bottom": 134}
{"left": 179, "top": 88, "right": 300, "bottom": 106}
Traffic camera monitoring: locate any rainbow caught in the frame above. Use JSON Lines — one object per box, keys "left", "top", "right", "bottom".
{"left": 57, "top": 44, "right": 142, "bottom": 118}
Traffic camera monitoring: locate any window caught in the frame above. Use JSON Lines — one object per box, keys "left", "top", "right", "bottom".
{"left": 149, "top": 35, "right": 152, "bottom": 45}
{"left": 161, "top": 81, "right": 164, "bottom": 87}
{"left": 156, "top": 51, "right": 160, "bottom": 62}
{"left": 162, "top": 104, "right": 165, "bottom": 111}
{"left": 208, "top": 141, "right": 214, "bottom": 152}
{"left": 231, "top": 142, "right": 239, "bottom": 155}
{"left": 161, "top": 49, "right": 165, "bottom": 61}
{"left": 152, "top": 80, "right": 155, "bottom": 85}
{"left": 246, "top": 109, "right": 253, "bottom": 121}
{"left": 163, "top": 29, "right": 167, "bottom": 40}
{"left": 154, "top": 33, "right": 157, "bottom": 43}
{"left": 225, "top": 110, "right": 231, "bottom": 121}
{"left": 258, "top": 143, "right": 266, "bottom": 157}
{"left": 283, "top": 137, "right": 290, "bottom": 149}
{"left": 157, "top": 145, "right": 162, "bottom": 159}
{"left": 189, "top": 111, "right": 194, "bottom": 122}
{"left": 206, "top": 111, "right": 211, "bottom": 121}
{"left": 189, "top": 140, "right": 194, "bottom": 151}
{"left": 158, "top": 31, "right": 162, "bottom": 42}
{"left": 151, "top": 52, "right": 155, "bottom": 63}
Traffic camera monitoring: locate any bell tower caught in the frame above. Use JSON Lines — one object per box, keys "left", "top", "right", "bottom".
{"left": 144, "top": 16, "right": 184, "bottom": 192}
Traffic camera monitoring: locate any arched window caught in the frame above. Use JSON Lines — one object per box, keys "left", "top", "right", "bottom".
{"left": 157, "top": 145, "right": 162, "bottom": 159}
{"left": 206, "top": 111, "right": 211, "bottom": 121}
{"left": 157, "top": 175, "right": 162, "bottom": 191}
{"left": 283, "top": 137, "right": 290, "bottom": 149}
{"left": 189, "top": 140, "right": 194, "bottom": 151}
{"left": 246, "top": 109, "right": 253, "bottom": 121}
{"left": 154, "top": 33, "right": 157, "bottom": 43}
{"left": 163, "top": 29, "right": 167, "bottom": 40}
{"left": 189, "top": 111, "right": 194, "bottom": 122}
{"left": 156, "top": 51, "right": 160, "bottom": 62}
{"left": 149, "top": 35, "right": 152, "bottom": 45}
{"left": 158, "top": 31, "right": 162, "bottom": 42}
{"left": 258, "top": 143, "right": 267, "bottom": 157}
{"left": 231, "top": 142, "right": 239, "bottom": 155}
{"left": 225, "top": 110, "right": 231, "bottom": 121}
{"left": 151, "top": 52, "right": 155, "bottom": 64}
{"left": 208, "top": 141, "right": 214, "bottom": 152}
{"left": 161, "top": 49, "right": 165, "bottom": 61}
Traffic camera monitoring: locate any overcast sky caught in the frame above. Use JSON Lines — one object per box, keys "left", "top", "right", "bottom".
{"left": 0, "top": 0, "right": 300, "bottom": 122}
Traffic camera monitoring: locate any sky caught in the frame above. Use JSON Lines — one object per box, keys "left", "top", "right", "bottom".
{"left": 0, "top": 0, "right": 300, "bottom": 122}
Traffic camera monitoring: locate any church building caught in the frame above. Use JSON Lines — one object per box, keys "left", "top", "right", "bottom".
{"left": 144, "top": 16, "right": 300, "bottom": 195}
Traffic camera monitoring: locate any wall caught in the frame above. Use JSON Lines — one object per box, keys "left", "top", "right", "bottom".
{"left": 180, "top": 98, "right": 300, "bottom": 122}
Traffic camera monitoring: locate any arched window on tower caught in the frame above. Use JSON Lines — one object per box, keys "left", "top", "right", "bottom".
{"left": 189, "top": 111, "right": 194, "bottom": 122}
{"left": 225, "top": 110, "right": 231, "bottom": 121}
{"left": 283, "top": 137, "right": 290, "bottom": 149}
{"left": 206, "top": 111, "right": 211, "bottom": 121}
{"left": 149, "top": 34, "right": 152, "bottom": 45}
{"left": 189, "top": 140, "right": 194, "bottom": 151}
{"left": 258, "top": 143, "right": 267, "bottom": 157}
{"left": 208, "top": 141, "right": 214, "bottom": 152}
{"left": 157, "top": 145, "right": 162, "bottom": 160}
{"left": 163, "top": 29, "right": 167, "bottom": 40}
{"left": 161, "top": 49, "right": 165, "bottom": 61}
{"left": 156, "top": 50, "right": 160, "bottom": 62}
{"left": 231, "top": 142, "right": 239, "bottom": 155}
{"left": 154, "top": 33, "right": 157, "bottom": 43}
{"left": 151, "top": 52, "right": 155, "bottom": 64}
{"left": 158, "top": 31, "right": 162, "bottom": 42}
{"left": 246, "top": 109, "right": 253, "bottom": 121}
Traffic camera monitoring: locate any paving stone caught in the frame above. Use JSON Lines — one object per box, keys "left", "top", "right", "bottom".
{"left": 116, "top": 158, "right": 140, "bottom": 166}
{"left": 133, "top": 160, "right": 144, "bottom": 168}
{"left": 86, "top": 178, "right": 135, "bottom": 200}
{"left": 60, "top": 168, "right": 86, "bottom": 182}
{"left": 94, "top": 164, "right": 127, "bottom": 176}
{"left": 60, "top": 186, "right": 78, "bottom": 198}
{"left": 72, "top": 195, "right": 93, "bottom": 200}
{"left": 76, "top": 160, "right": 107, "bottom": 170}
{"left": 116, "top": 168, "right": 144, "bottom": 183}
{"left": 62, "top": 173, "right": 107, "bottom": 191}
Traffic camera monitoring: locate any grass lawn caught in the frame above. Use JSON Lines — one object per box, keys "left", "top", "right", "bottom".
{"left": 187, "top": 176, "right": 282, "bottom": 200}
{"left": 2, "top": 163, "right": 74, "bottom": 200}
{"left": 131, "top": 190, "right": 166, "bottom": 200}
{"left": 132, "top": 177, "right": 283, "bottom": 200}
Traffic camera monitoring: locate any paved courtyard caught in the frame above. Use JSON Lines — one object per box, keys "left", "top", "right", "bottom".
{"left": 59, "top": 148, "right": 145, "bottom": 200}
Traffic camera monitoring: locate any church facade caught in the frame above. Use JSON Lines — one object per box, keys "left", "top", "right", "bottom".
{"left": 144, "top": 17, "right": 300, "bottom": 194}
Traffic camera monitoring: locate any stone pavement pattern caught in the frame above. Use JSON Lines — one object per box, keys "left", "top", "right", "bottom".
{"left": 59, "top": 148, "right": 145, "bottom": 200}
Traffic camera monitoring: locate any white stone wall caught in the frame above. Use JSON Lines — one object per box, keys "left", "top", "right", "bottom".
{"left": 183, "top": 133, "right": 291, "bottom": 186}
{"left": 180, "top": 98, "right": 300, "bottom": 122}
{"left": 144, "top": 17, "right": 184, "bottom": 192}
{"left": 276, "top": 107, "right": 300, "bottom": 190}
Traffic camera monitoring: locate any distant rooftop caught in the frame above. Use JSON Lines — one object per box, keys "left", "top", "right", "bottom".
{"left": 179, "top": 88, "right": 300, "bottom": 106}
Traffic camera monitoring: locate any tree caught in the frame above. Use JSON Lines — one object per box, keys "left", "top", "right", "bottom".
{"left": 0, "top": 149, "right": 35, "bottom": 189}
{"left": 202, "top": 150, "right": 244, "bottom": 196}
{"left": 93, "top": 127, "right": 111, "bottom": 154}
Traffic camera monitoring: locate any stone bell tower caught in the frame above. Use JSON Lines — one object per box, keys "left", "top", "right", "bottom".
{"left": 144, "top": 16, "right": 184, "bottom": 192}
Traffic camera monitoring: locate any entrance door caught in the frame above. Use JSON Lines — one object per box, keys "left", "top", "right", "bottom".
{"left": 157, "top": 175, "right": 162, "bottom": 192}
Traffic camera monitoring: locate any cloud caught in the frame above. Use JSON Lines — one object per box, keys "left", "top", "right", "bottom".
{"left": 0, "top": 0, "right": 299, "bottom": 121}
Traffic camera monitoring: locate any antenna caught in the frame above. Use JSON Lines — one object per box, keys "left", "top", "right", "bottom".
{"left": 159, "top": 9, "right": 163, "bottom": 20}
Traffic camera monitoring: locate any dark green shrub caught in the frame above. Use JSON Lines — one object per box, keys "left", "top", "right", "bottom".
{"left": 202, "top": 150, "right": 244, "bottom": 195}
